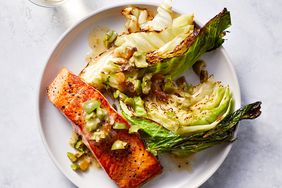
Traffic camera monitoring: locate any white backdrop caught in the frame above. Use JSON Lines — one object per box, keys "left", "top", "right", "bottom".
{"left": 0, "top": 0, "right": 280, "bottom": 187}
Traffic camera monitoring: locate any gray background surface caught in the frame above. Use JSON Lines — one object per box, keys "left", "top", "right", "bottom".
{"left": 0, "top": 0, "right": 281, "bottom": 187}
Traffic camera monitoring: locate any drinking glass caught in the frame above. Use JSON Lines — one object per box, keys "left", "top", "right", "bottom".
{"left": 29, "top": 0, "right": 67, "bottom": 7}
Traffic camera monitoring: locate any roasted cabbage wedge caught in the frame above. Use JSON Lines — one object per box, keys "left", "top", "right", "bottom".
{"left": 144, "top": 79, "right": 233, "bottom": 135}
{"left": 80, "top": 6, "right": 229, "bottom": 95}
{"left": 122, "top": 101, "right": 262, "bottom": 156}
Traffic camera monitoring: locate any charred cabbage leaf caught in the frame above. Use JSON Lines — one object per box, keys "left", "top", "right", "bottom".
{"left": 122, "top": 0, "right": 173, "bottom": 33}
{"left": 80, "top": 50, "right": 120, "bottom": 90}
{"left": 122, "top": 6, "right": 152, "bottom": 33}
{"left": 139, "top": 0, "right": 173, "bottom": 32}
{"left": 146, "top": 8, "right": 231, "bottom": 78}
{"left": 115, "top": 14, "right": 194, "bottom": 53}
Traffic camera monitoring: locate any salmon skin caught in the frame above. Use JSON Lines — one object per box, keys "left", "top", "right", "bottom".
{"left": 47, "top": 68, "right": 162, "bottom": 188}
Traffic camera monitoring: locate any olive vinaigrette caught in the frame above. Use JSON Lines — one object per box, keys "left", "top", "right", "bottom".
{"left": 83, "top": 99, "right": 107, "bottom": 135}
{"left": 67, "top": 99, "right": 108, "bottom": 171}
{"left": 67, "top": 99, "right": 130, "bottom": 171}
{"left": 67, "top": 132, "right": 100, "bottom": 171}
{"left": 83, "top": 99, "right": 128, "bottom": 148}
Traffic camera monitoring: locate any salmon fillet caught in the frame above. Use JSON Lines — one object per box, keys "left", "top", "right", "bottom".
{"left": 47, "top": 68, "right": 162, "bottom": 188}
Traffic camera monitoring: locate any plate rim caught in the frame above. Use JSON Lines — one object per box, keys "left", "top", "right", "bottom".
{"left": 36, "top": 2, "right": 241, "bottom": 188}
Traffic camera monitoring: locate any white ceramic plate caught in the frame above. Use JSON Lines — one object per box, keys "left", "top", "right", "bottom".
{"left": 38, "top": 2, "right": 241, "bottom": 188}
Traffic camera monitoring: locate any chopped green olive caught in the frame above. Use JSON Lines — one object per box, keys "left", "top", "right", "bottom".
{"left": 127, "top": 77, "right": 141, "bottom": 94}
{"left": 92, "top": 130, "right": 106, "bottom": 142}
{"left": 113, "top": 90, "right": 128, "bottom": 100}
{"left": 104, "top": 30, "right": 118, "bottom": 48}
{"left": 113, "top": 122, "right": 128, "bottom": 130}
{"left": 131, "top": 51, "right": 148, "bottom": 68}
{"left": 163, "top": 76, "right": 176, "bottom": 93}
{"left": 71, "top": 163, "right": 79, "bottom": 171}
{"left": 85, "top": 118, "right": 101, "bottom": 132}
{"left": 124, "top": 97, "right": 134, "bottom": 106}
{"left": 128, "top": 125, "right": 139, "bottom": 134}
{"left": 75, "top": 140, "right": 84, "bottom": 151}
{"left": 67, "top": 152, "right": 77, "bottom": 162}
{"left": 96, "top": 107, "right": 107, "bottom": 120}
{"left": 74, "top": 151, "right": 85, "bottom": 159}
{"left": 113, "top": 90, "right": 134, "bottom": 105}
{"left": 83, "top": 99, "right": 100, "bottom": 113}
{"left": 85, "top": 112, "right": 95, "bottom": 120}
{"left": 113, "top": 90, "right": 120, "bottom": 99}
{"left": 141, "top": 73, "right": 153, "bottom": 95}
{"left": 111, "top": 140, "right": 127, "bottom": 150}
{"left": 69, "top": 132, "right": 79, "bottom": 147}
